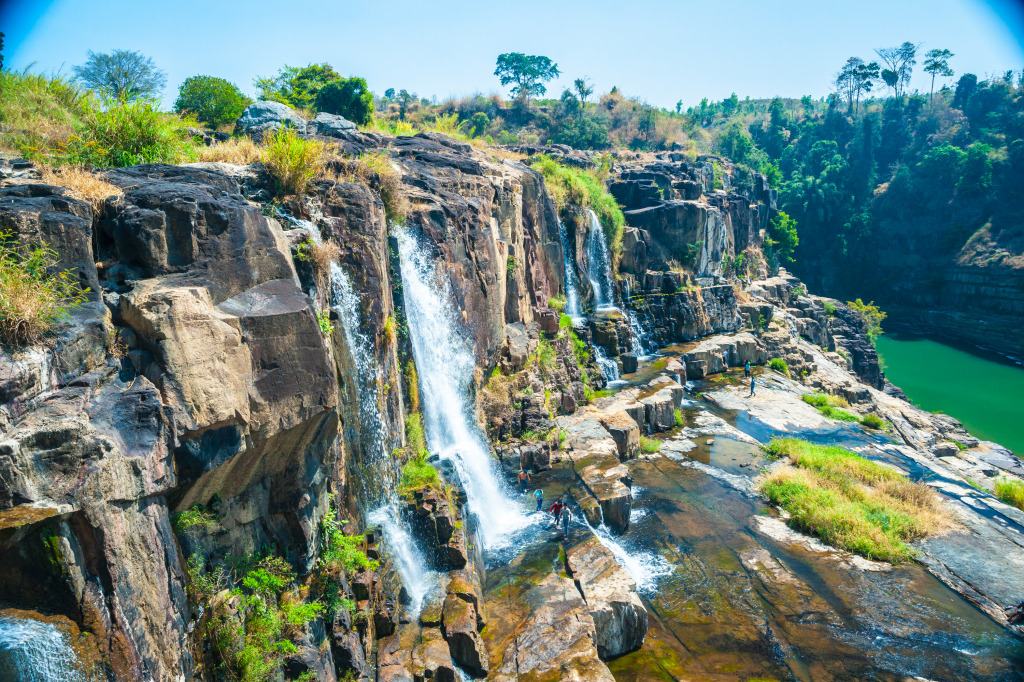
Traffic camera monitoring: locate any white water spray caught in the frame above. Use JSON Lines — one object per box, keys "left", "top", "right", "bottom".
{"left": 585, "top": 209, "right": 616, "bottom": 312}
{"left": 395, "top": 227, "right": 529, "bottom": 548}
{"left": 591, "top": 523, "right": 672, "bottom": 595}
{"left": 368, "top": 505, "right": 436, "bottom": 613}
{"left": 0, "top": 616, "right": 86, "bottom": 681}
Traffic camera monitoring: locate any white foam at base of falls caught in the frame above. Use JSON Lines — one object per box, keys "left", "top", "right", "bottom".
{"left": 0, "top": 617, "right": 85, "bottom": 682}
{"left": 368, "top": 504, "right": 437, "bottom": 614}
{"left": 395, "top": 227, "right": 530, "bottom": 549}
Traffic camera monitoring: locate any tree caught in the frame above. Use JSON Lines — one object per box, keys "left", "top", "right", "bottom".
{"left": 923, "top": 49, "right": 954, "bottom": 104}
{"left": 0, "top": 32, "right": 5, "bottom": 72}
{"left": 174, "top": 76, "right": 252, "bottom": 128}
{"left": 315, "top": 77, "right": 374, "bottom": 125}
{"left": 384, "top": 88, "right": 396, "bottom": 100}
{"left": 469, "top": 112, "right": 489, "bottom": 137}
{"left": 835, "top": 58, "right": 879, "bottom": 114}
{"left": 874, "top": 42, "right": 918, "bottom": 99}
{"left": 675, "top": 100, "right": 683, "bottom": 115}
{"left": 952, "top": 73, "right": 978, "bottom": 109}
{"left": 73, "top": 49, "right": 166, "bottom": 102}
{"left": 767, "top": 211, "right": 799, "bottom": 264}
{"left": 494, "top": 53, "right": 560, "bottom": 105}
{"left": 958, "top": 142, "right": 993, "bottom": 196}
{"left": 573, "top": 77, "right": 593, "bottom": 104}
{"left": 254, "top": 63, "right": 340, "bottom": 109}
{"left": 398, "top": 90, "right": 414, "bottom": 120}
{"left": 722, "top": 93, "right": 739, "bottom": 116}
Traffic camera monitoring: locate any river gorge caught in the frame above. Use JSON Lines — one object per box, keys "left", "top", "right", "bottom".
{"left": 1, "top": 100, "right": 1023, "bottom": 682}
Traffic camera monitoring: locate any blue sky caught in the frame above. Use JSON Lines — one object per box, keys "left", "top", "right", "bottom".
{"left": 3, "top": 0, "right": 1023, "bottom": 110}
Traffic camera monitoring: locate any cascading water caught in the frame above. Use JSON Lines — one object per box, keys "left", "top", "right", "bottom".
{"left": 594, "top": 345, "right": 620, "bottom": 383}
{"left": 590, "top": 523, "right": 672, "bottom": 594}
{"left": 0, "top": 616, "right": 87, "bottom": 681}
{"left": 556, "top": 218, "right": 585, "bottom": 322}
{"left": 368, "top": 505, "right": 436, "bottom": 613}
{"left": 329, "top": 263, "right": 397, "bottom": 504}
{"left": 585, "top": 209, "right": 616, "bottom": 312}
{"left": 395, "top": 226, "right": 529, "bottom": 549}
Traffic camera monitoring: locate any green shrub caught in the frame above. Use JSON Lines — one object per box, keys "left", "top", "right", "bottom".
{"left": 405, "top": 413, "right": 428, "bottom": 459}
{"left": 317, "top": 310, "right": 333, "bottom": 337}
{"left": 760, "top": 438, "right": 946, "bottom": 562}
{"left": 535, "top": 338, "right": 557, "bottom": 380}
{"left": 823, "top": 301, "right": 838, "bottom": 316}
{"left": 548, "top": 295, "right": 567, "bottom": 312}
{"left": 400, "top": 453, "right": 440, "bottom": 494}
{"left": 63, "top": 100, "right": 199, "bottom": 167}
{"left": 767, "top": 358, "right": 790, "bottom": 377}
{"left": 847, "top": 298, "right": 887, "bottom": 343}
{"left": 994, "top": 477, "right": 1024, "bottom": 511}
{"left": 263, "top": 127, "right": 326, "bottom": 195}
{"left": 674, "top": 409, "right": 684, "bottom": 427}
{"left": 172, "top": 505, "right": 218, "bottom": 535}
{"left": 860, "top": 413, "right": 889, "bottom": 430}
{"left": 174, "top": 75, "right": 252, "bottom": 128}
{"left": 639, "top": 436, "right": 661, "bottom": 453}
{"left": 0, "top": 230, "right": 89, "bottom": 346}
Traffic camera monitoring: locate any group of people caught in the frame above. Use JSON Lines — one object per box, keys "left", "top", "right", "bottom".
{"left": 517, "top": 469, "right": 572, "bottom": 540}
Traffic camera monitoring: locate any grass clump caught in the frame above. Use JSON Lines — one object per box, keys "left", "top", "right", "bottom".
{"left": 860, "top": 413, "right": 890, "bottom": 431}
{"left": 532, "top": 155, "right": 624, "bottom": 269}
{"left": 801, "top": 392, "right": 850, "bottom": 409}
{"left": 548, "top": 295, "right": 567, "bottom": 312}
{"left": 558, "top": 314, "right": 590, "bottom": 368}
{"left": 674, "top": 408, "right": 684, "bottom": 427}
{"left": 37, "top": 164, "right": 123, "bottom": 213}
{"left": 760, "top": 437, "right": 948, "bottom": 562}
{"left": 801, "top": 392, "right": 869, "bottom": 423}
{"left": 0, "top": 230, "right": 90, "bottom": 346}
{"left": 196, "top": 136, "right": 263, "bottom": 164}
{"left": 639, "top": 436, "right": 661, "bottom": 453}
{"left": 295, "top": 237, "right": 340, "bottom": 304}
{"left": 400, "top": 413, "right": 440, "bottom": 494}
{"left": 767, "top": 358, "right": 790, "bottom": 377}
{"left": 262, "top": 127, "right": 326, "bottom": 196}
{"left": 535, "top": 338, "right": 557, "bottom": 381}
{"left": 994, "top": 477, "right": 1024, "bottom": 511}
{"left": 0, "top": 69, "right": 96, "bottom": 156}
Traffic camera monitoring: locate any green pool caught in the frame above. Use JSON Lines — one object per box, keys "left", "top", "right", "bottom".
{"left": 875, "top": 333, "right": 1024, "bottom": 456}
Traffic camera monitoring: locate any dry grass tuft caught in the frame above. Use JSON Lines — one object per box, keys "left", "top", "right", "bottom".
{"left": 38, "top": 165, "right": 123, "bottom": 214}
{"left": 263, "top": 128, "right": 327, "bottom": 196}
{"left": 297, "top": 238, "right": 340, "bottom": 304}
{"left": 760, "top": 437, "right": 952, "bottom": 563}
{"left": 340, "top": 151, "right": 408, "bottom": 223}
{"left": 195, "top": 137, "right": 263, "bottom": 164}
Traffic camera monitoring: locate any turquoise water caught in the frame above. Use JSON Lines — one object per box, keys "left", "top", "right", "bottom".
{"left": 875, "top": 334, "right": 1024, "bottom": 455}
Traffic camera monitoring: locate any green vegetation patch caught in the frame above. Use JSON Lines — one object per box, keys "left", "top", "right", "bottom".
{"left": 760, "top": 438, "right": 946, "bottom": 562}
{"left": 531, "top": 155, "right": 625, "bottom": 269}
{"left": 767, "top": 358, "right": 790, "bottom": 377}
{"left": 639, "top": 436, "right": 661, "bottom": 454}
{"left": 995, "top": 476, "right": 1024, "bottom": 511}
{"left": 400, "top": 413, "right": 440, "bottom": 494}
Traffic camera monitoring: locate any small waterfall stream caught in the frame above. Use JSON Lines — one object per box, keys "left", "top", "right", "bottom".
{"left": 368, "top": 504, "right": 436, "bottom": 613}
{"left": 395, "top": 226, "right": 530, "bottom": 549}
{"left": 585, "top": 209, "right": 616, "bottom": 312}
{"left": 590, "top": 522, "right": 672, "bottom": 595}
{"left": 556, "top": 218, "right": 585, "bottom": 321}
{"left": 0, "top": 616, "right": 86, "bottom": 681}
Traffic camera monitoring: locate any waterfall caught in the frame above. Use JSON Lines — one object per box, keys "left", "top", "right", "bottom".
{"left": 329, "top": 263, "right": 397, "bottom": 504}
{"left": 594, "top": 345, "right": 620, "bottom": 383}
{"left": 590, "top": 523, "right": 672, "bottom": 595}
{"left": 368, "top": 504, "right": 436, "bottom": 613}
{"left": 625, "top": 308, "right": 651, "bottom": 358}
{"left": 0, "top": 616, "right": 86, "bottom": 682}
{"left": 395, "top": 226, "right": 529, "bottom": 549}
{"left": 585, "top": 209, "right": 616, "bottom": 311}
{"left": 556, "top": 218, "right": 585, "bottom": 322}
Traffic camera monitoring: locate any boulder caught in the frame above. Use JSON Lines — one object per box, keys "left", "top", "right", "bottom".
{"left": 441, "top": 593, "right": 487, "bottom": 677}
{"left": 488, "top": 574, "right": 614, "bottom": 681}
{"left": 413, "top": 627, "right": 456, "bottom": 682}
{"left": 565, "top": 537, "right": 648, "bottom": 658}
{"left": 235, "top": 100, "right": 307, "bottom": 136}
{"left": 598, "top": 411, "right": 640, "bottom": 460}
{"left": 308, "top": 111, "right": 357, "bottom": 137}
{"left": 620, "top": 353, "right": 638, "bottom": 374}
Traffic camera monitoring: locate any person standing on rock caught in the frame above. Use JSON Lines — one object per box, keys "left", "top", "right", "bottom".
{"left": 744, "top": 361, "right": 751, "bottom": 378}
{"left": 518, "top": 469, "right": 531, "bottom": 493}
{"left": 749, "top": 374, "right": 756, "bottom": 397}
{"left": 533, "top": 488, "right": 544, "bottom": 511}
{"left": 558, "top": 502, "right": 572, "bottom": 541}
{"left": 548, "top": 498, "right": 564, "bottom": 525}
